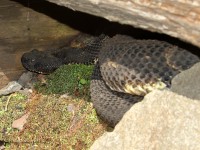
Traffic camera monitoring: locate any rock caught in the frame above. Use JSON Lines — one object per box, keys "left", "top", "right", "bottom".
{"left": 0, "top": 81, "right": 22, "bottom": 96}
{"left": 171, "top": 62, "right": 200, "bottom": 100}
{"left": 47, "top": 0, "right": 200, "bottom": 48}
{"left": 12, "top": 113, "right": 30, "bottom": 131}
{"left": 90, "top": 90, "right": 200, "bottom": 150}
{"left": 18, "top": 72, "right": 34, "bottom": 88}
{"left": 0, "top": 71, "right": 35, "bottom": 96}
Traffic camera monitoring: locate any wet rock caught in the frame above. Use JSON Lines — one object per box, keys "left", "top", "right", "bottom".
{"left": 171, "top": 62, "right": 200, "bottom": 100}
{"left": 0, "top": 81, "right": 22, "bottom": 96}
{"left": 90, "top": 90, "right": 200, "bottom": 150}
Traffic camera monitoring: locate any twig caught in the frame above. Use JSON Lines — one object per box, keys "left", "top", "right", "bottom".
{"left": 4, "top": 94, "right": 14, "bottom": 111}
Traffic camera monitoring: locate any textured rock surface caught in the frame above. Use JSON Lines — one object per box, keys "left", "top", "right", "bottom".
{"left": 90, "top": 90, "right": 200, "bottom": 150}
{"left": 171, "top": 62, "right": 200, "bottom": 100}
{"left": 0, "top": 81, "right": 22, "bottom": 96}
{"left": 47, "top": 0, "right": 200, "bottom": 48}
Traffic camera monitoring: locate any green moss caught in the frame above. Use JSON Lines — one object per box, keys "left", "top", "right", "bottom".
{"left": 35, "top": 64, "right": 94, "bottom": 99}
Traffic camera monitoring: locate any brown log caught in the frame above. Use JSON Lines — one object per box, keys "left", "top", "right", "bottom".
{"left": 47, "top": 0, "right": 200, "bottom": 48}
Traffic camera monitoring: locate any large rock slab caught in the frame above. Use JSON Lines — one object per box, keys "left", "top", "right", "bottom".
{"left": 90, "top": 90, "right": 200, "bottom": 150}
{"left": 171, "top": 62, "right": 200, "bottom": 100}
{"left": 47, "top": 0, "right": 200, "bottom": 48}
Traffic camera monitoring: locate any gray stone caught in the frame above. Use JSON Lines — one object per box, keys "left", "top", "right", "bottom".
{"left": 0, "top": 81, "right": 22, "bottom": 96}
{"left": 18, "top": 72, "right": 34, "bottom": 88}
{"left": 90, "top": 90, "right": 200, "bottom": 150}
{"left": 171, "top": 62, "right": 200, "bottom": 100}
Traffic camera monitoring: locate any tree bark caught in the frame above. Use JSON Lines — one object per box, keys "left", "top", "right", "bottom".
{"left": 47, "top": 0, "right": 200, "bottom": 48}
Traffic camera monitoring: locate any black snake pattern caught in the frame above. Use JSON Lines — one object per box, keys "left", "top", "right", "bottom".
{"left": 21, "top": 34, "right": 200, "bottom": 127}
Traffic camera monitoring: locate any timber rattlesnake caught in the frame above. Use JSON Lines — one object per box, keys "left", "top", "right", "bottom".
{"left": 21, "top": 34, "right": 200, "bottom": 127}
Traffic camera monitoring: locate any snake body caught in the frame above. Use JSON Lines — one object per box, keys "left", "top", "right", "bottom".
{"left": 21, "top": 34, "right": 200, "bottom": 127}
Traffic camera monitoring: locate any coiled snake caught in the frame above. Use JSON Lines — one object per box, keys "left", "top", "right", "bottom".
{"left": 21, "top": 34, "right": 199, "bottom": 127}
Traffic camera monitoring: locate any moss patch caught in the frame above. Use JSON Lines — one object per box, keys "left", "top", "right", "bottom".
{"left": 35, "top": 64, "right": 94, "bottom": 99}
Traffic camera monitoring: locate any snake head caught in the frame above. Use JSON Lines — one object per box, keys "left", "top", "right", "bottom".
{"left": 21, "top": 49, "right": 63, "bottom": 74}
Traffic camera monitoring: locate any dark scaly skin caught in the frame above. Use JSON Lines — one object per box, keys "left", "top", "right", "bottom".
{"left": 90, "top": 63, "right": 143, "bottom": 127}
{"left": 99, "top": 35, "right": 200, "bottom": 96}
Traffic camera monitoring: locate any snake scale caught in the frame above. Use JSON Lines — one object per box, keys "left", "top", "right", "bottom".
{"left": 21, "top": 34, "right": 200, "bottom": 127}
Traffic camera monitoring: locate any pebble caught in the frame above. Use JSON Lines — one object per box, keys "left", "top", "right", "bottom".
{"left": 0, "top": 71, "right": 35, "bottom": 96}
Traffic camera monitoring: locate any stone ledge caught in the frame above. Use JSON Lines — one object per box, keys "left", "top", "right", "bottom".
{"left": 46, "top": 0, "right": 200, "bottom": 48}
